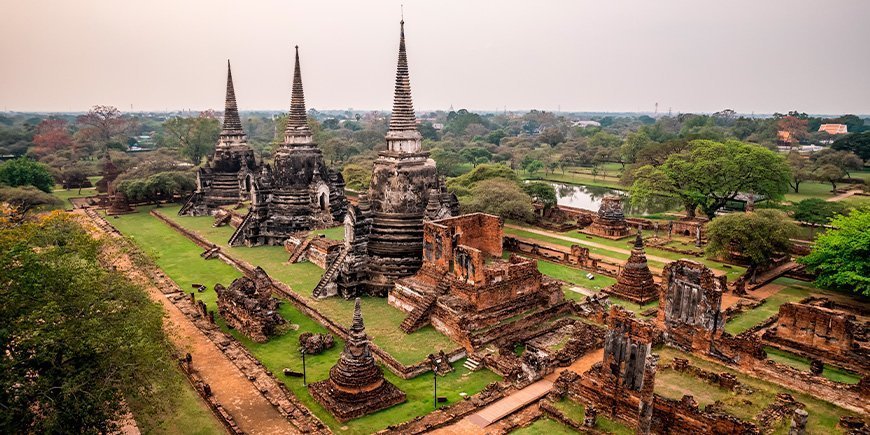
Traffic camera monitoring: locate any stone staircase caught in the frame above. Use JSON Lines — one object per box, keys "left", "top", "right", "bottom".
{"left": 463, "top": 356, "right": 481, "bottom": 371}
{"left": 287, "top": 234, "right": 314, "bottom": 264}
{"left": 311, "top": 248, "right": 349, "bottom": 299}
{"left": 228, "top": 212, "right": 253, "bottom": 246}
{"left": 400, "top": 293, "right": 439, "bottom": 334}
{"left": 177, "top": 191, "right": 200, "bottom": 215}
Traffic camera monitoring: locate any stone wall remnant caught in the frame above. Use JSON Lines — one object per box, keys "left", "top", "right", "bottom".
{"left": 214, "top": 266, "right": 285, "bottom": 343}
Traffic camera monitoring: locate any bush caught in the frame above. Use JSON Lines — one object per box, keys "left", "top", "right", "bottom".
{"left": 0, "top": 157, "right": 54, "bottom": 192}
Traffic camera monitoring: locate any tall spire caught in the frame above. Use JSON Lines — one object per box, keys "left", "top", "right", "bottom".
{"left": 221, "top": 60, "right": 245, "bottom": 136}
{"left": 388, "top": 20, "right": 417, "bottom": 133}
{"left": 284, "top": 45, "right": 311, "bottom": 141}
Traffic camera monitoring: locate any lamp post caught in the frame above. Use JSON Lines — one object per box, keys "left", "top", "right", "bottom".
{"left": 301, "top": 348, "right": 307, "bottom": 386}
{"left": 432, "top": 358, "right": 441, "bottom": 410}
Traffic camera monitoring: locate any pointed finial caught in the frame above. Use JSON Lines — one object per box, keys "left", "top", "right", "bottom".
{"left": 284, "top": 45, "right": 310, "bottom": 137}
{"left": 221, "top": 59, "right": 244, "bottom": 136}
{"left": 388, "top": 19, "right": 417, "bottom": 133}
{"left": 634, "top": 226, "right": 644, "bottom": 249}
{"left": 351, "top": 297, "right": 364, "bottom": 331}
{"left": 401, "top": 4, "right": 404, "bottom": 21}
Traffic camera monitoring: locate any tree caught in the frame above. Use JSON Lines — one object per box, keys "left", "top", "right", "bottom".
{"left": 706, "top": 210, "right": 797, "bottom": 282}
{"left": 812, "top": 149, "right": 863, "bottom": 179}
{"left": 813, "top": 164, "right": 845, "bottom": 191}
{"left": 162, "top": 114, "right": 221, "bottom": 164}
{"left": 460, "top": 147, "right": 492, "bottom": 168}
{"left": 786, "top": 151, "right": 813, "bottom": 193}
{"left": 115, "top": 171, "right": 195, "bottom": 203}
{"left": 76, "top": 105, "right": 134, "bottom": 152}
{"left": 831, "top": 131, "right": 870, "bottom": 161}
{"left": 630, "top": 140, "right": 791, "bottom": 219}
{"left": 0, "top": 213, "right": 176, "bottom": 433}
{"left": 430, "top": 148, "right": 465, "bottom": 177}
{"left": 538, "top": 127, "right": 565, "bottom": 146}
{"left": 447, "top": 163, "right": 519, "bottom": 191}
{"left": 620, "top": 131, "right": 651, "bottom": 166}
{"left": 524, "top": 159, "right": 544, "bottom": 178}
{"left": 31, "top": 119, "right": 73, "bottom": 158}
{"left": 461, "top": 178, "right": 536, "bottom": 222}
{"left": 791, "top": 198, "right": 849, "bottom": 229}
{"left": 0, "top": 157, "right": 54, "bottom": 192}
{"left": 799, "top": 208, "right": 870, "bottom": 296}
{"left": 0, "top": 186, "right": 62, "bottom": 218}
{"left": 341, "top": 163, "right": 371, "bottom": 191}
{"left": 522, "top": 181, "right": 557, "bottom": 209}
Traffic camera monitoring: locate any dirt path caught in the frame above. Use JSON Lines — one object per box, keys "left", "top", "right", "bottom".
{"left": 506, "top": 224, "right": 726, "bottom": 276}
{"left": 77, "top": 210, "right": 300, "bottom": 435}
{"left": 827, "top": 189, "right": 863, "bottom": 202}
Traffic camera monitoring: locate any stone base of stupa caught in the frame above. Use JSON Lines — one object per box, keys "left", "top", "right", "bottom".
{"left": 308, "top": 378, "right": 406, "bottom": 422}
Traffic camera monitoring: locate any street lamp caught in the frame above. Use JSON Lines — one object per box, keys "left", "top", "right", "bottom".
{"left": 432, "top": 358, "right": 441, "bottom": 410}
{"left": 300, "top": 348, "right": 307, "bottom": 386}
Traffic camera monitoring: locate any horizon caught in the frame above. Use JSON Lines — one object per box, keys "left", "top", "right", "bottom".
{"left": 2, "top": 1, "right": 870, "bottom": 114}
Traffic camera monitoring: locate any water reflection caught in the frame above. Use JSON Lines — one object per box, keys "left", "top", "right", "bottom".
{"left": 548, "top": 182, "right": 678, "bottom": 216}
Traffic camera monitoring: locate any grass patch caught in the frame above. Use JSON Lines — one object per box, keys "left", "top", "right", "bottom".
{"left": 764, "top": 347, "right": 861, "bottom": 384}
{"left": 724, "top": 285, "right": 808, "bottom": 335}
{"left": 550, "top": 398, "right": 633, "bottom": 435}
{"left": 536, "top": 258, "right": 617, "bottom": 290}
{"left": 51, "top": 184, "right": 98, "bottom": 210}
{"left": 510, "top": 417, "right": 576, "bottom": 435}
{"left": 153, "top": 205, "right": 459, "bottom": 365}
{"left": 109, "top": 206, "right": 502, "bottom": 434}
{"left": 656, "top": 348, "right": 855, "bottom": 434}
{"left": 127, "top": 370, "right": 224, "bottom": 435}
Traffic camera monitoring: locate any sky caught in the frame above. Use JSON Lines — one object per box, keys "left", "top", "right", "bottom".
{"left": 1, "top": 0, "right": 869, "bottom": 115}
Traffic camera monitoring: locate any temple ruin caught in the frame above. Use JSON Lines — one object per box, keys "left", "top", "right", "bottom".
{"left": 214, "top": 266, "right": 285, "bottom": 343}
{"left": 96, "top": 153, "right": 121, "bottom": 194}
{"left": 229, "top": 47, "right": 347, "bottom": 246}
{"left": 308, "top": 298, "right": 406, "bottom": 421}
{"left": 389, "top": 213, "right": 567, "bottom": 351}
{"left": 658, "top": 259, "right": 726, "bottom": 354}
{"left": 179, "top": 61, "right": 259, "bottom": 217}
{"left": 762, "top": 297, "right": 869, "bottom": 374}
{"left": 582, "top": 195, "right": 631, "bottom": 239}
{"left": 603, "top": 229, "right": 659, "bottom": 304}
{"left": 316, "top": 21, "right": 457, "bottom": 298}
{"left": 570, "top": 306, "right": 659, "bottom": 430}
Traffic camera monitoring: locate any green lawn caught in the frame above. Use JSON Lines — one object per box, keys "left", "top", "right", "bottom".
{"left": 52, "top": 184, "right": 98, "bottom": 210}
{"left": 763, "top": 347, "right": 861, "bottom": 384}
{"left": 536, "top": 258, "right": 617, "bottom": 290}
{"left": 107, "top": 207, "right": 502, "bottom": 434}
{"left": 154, "top": 205, "right": 459, "bottom": 365}
{"left": 655, "top": 348, "right": 855, "bottom": 434}
{"left": 724, "top": 284, "right": 809, "bottom": 335}
{"left": 504, "top": 226, "right": 746, "bottom": 282}
{"left": 784, "top": 181, "right": 839, "bottom": 202}
{"left": 127, "top": 370, "right": 225, "bottom": 435}
{"left": 510, "top": 417, "right": 576, "bottom": 435}
{"left": 550, "top": 398, "right": 633, "bottom": 435}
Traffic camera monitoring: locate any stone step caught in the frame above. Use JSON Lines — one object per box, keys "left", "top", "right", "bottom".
{"left": 463, "top": 358, "right": 480, "bottom": 371}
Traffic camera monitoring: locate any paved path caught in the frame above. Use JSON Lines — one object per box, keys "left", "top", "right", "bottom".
{"left": 79, "top": 211, "right": 300, "bottom": 435}
{"left": 432, "top": 349, "right": 605, "bottom": 434}
{"left": 827, "top": 189, "right": 863, "bottom": 202}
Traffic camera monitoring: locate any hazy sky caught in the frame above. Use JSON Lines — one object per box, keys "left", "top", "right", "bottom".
{"left": 2, "top": 0, "right": 869, "bottom": 114}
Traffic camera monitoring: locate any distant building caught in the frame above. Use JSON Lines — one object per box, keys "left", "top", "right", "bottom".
{"left": 431, "top": 122, "right": 444, "bottom": 130}
{"left": 818, "top": 124, "right": 848, "bottom": 135}
{"left": 777, "top": 130, "right": 795, "bottom": 145}
{"left": 572, "top": 120, "right": 601, "bottom": 128}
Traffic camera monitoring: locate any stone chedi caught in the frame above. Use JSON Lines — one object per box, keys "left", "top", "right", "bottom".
{"left": 658, "top": 259, "right": 726, "bottom": 353}
{"left": 179, "top": 61, "right": 259, "bottom": 216}
{"left": 583, "top": 195, "right": 631, "bottom": 239}
{"left": 96, "top": 153, "right": 121, "bottom": 194}
{"left": 390, "top": 213, "right": 566, "bottom": 351}
{"left": 229, "top": 47, "right": 347, "bottom": 246}
{"left": 308, "top": 298, "right": 406, "bottom": 421}
{"left": 603, "top": 229, "right": 659, "bottom": 304}
{"left": 214, "top": 267, "right": 285, "bottom": 343}
{"left": 326, "top": 21, "right": 457, "bottom": 298}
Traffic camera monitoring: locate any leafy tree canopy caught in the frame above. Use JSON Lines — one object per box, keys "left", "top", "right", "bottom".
{"left": 706, "top": 209, "right": 797, "bottom": 276}
{"left": 799, "top": 208, "right": 870, "bottom": 296}
{"left": 0, "top": 213, "right": 175, "bottom": 433}
{"left": 0, "top": 157, "right": 54, "bottom": 192}
{"left": 447, "top": 163, "right": 518, "bottom": 190}
{"left": 630, "top": 140, "right": 791, "bottom": 219}
{"left": 460, "top": 178, "right": 536, "bottom": 222}
{"left": 791, "top": 198, "right": 849, "bottom": 227}
{"left": 522, "top": 181, "right": 557, "bottom": 209}
{"left": 831, "top": 131, "right": 870, "bottom": 161}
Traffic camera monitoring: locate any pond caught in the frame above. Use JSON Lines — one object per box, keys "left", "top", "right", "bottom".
{"left": 547, "top": 182, "right": 679, "bottom": 216}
